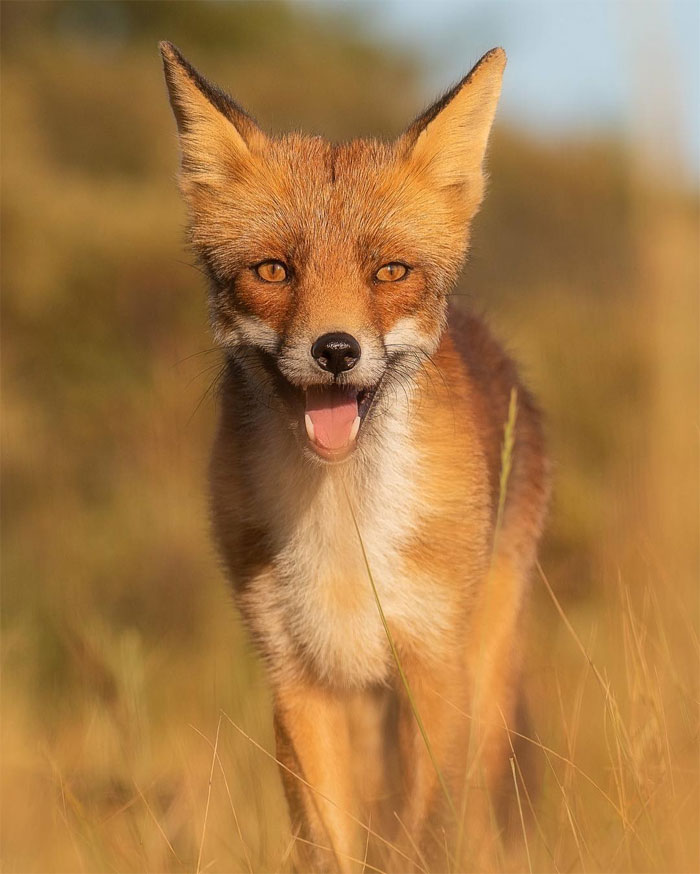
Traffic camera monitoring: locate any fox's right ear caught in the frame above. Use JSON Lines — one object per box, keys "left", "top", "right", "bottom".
{"left": 398, "top": 48, "right": 506, "bottom": 216}
{"left": 159, "top": 41, "right": 266, "bottom": 186}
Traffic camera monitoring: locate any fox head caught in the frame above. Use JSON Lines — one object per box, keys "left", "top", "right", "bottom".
{"left": 161, "top": 42, "right": 505, "bottom": 463}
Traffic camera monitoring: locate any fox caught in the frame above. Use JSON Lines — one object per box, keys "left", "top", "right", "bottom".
{"left": 161, "top": 41, "right": 550, "bottom": 873}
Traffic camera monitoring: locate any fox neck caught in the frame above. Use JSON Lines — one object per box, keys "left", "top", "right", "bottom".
{"left": 236, "top": 372, "right": 422, "bottom": 589}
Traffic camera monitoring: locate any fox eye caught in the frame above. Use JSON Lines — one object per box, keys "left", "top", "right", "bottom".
{"left": 375, "top": 263, "right": 408, "bottom": 282}
{"left": 255, "top": 261, "right": 288, "bottom": 283}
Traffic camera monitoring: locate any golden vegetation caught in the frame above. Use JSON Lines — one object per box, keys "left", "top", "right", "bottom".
{"left": 2, "top": 3, "right": 697, "bottom": 871}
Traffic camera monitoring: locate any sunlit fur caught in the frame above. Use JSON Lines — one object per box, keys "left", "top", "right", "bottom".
{"left": 162, "top": 41, "right": 550, "bottom": 873}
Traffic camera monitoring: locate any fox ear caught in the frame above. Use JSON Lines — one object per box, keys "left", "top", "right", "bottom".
{"left": 400, "top": 47, "right": 506, "bottom": 207}
{"left": 159, "top": 41, "right": 266, "bottom": 184}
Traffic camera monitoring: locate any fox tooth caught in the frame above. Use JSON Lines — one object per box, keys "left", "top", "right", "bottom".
{"left": 349, "top": 415, "right": 361, "bottom": 443}
{"left": 304, "top": 414, "right": 315, "bottom": 442}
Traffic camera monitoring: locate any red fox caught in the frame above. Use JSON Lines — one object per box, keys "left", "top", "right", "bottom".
{"left": 161, "top": 42, "right": 549, "bottom": 873}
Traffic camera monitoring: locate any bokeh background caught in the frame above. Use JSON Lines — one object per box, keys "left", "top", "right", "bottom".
{"left": 2, "top": 2, "right": 698, "bottom": 871}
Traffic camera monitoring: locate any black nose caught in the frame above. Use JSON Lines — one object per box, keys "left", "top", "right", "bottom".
{"left": 311, "top": 332, "right": 361, "bottom": 375}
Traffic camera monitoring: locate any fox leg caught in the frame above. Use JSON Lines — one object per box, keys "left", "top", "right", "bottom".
{"left": 392, "top": 655, "right": 466, "bottom": 872}
{"left": 392, "top": 557, "right": 530, "bottom": 871}
{"left": 458, "top": 550, "right": 531, "bottom": 866}
{"left": 274, "top": 683, "right": 360, "bottom": 874}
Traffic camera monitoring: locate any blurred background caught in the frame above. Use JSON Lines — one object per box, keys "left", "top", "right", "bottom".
{"left": 1, "top": 2, "right": 697, "bottom": 871}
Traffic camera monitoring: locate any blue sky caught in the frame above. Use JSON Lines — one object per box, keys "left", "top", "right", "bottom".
{"left": 321, "top": 0, "right": 699, "bottom": 181}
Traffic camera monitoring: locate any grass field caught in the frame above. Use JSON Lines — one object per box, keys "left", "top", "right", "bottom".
{"left": 2, "top": 3, "right": 698, "bottom": 872}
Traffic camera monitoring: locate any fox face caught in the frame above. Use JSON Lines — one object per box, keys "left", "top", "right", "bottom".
{"left": 161, "top": 43, "right": 505, "bottom": 462}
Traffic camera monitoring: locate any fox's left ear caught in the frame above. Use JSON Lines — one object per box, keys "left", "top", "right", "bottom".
{"left": 399, "top": 47, "right": 506, "bottom": 211}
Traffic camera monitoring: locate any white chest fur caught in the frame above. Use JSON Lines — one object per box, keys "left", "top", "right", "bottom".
{"left": 247, "top": 412, "right": 453, "bottom": 688}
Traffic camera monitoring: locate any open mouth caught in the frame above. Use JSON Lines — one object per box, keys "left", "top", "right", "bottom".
{"left": 303, "top": 384, "right": 379, "bottom": 461}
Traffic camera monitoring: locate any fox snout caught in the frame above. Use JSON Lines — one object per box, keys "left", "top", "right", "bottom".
{"left": 275, "top": 326, "right": 387, "bottom": 463}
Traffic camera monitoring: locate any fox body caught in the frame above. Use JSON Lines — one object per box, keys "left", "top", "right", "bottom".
{"left": 162, "top": 42, "right": 549, "bottom": 872}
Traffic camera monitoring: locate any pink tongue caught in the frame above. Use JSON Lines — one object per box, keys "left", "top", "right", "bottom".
{"left": 306, "top": 386, "right": 358, "bottom": 450}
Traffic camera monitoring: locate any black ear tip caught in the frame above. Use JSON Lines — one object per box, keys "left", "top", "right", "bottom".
{"left": 159, "top": 40, "right": 182, "bottom": 65}
{"left": 483, "top": 46, "right": 507, "bottom": 67}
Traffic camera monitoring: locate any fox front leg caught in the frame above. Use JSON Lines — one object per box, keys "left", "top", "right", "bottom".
{"left": 392, "top": 656, "right": 468, "bottom": 873}
{"left": 273, "top": 683, "right": 362, "bottom": 874}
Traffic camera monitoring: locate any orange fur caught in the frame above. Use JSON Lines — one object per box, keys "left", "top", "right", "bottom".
{"left": 161, "top": 41, "right": 550, "bottom": 872}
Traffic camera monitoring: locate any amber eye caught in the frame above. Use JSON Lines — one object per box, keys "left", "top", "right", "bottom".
{"left": 375, "top": 263, "right": 408, "bottom": 282}
{"left": 256, "top": 261, "right": 288, "bottom": 282}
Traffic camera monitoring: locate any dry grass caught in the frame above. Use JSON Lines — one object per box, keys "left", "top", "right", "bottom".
{"left": 4, "top": 514, "right": 696, "bottom": 872}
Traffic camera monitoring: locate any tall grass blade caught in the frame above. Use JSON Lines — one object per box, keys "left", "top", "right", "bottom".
{"left": 196, "top": 713, "right": 222, "bottom": 874}
{"left": 510, "top": 757, "right": 532, "bottom": 874}
{"left": 189, "top": 723, "right": 254, "bottom": 874}
{"left": 494, "top": 386, "right": 519, "bottom": 549}
{"left": 344, "top": 485, "right": 458, "bottom": 823}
